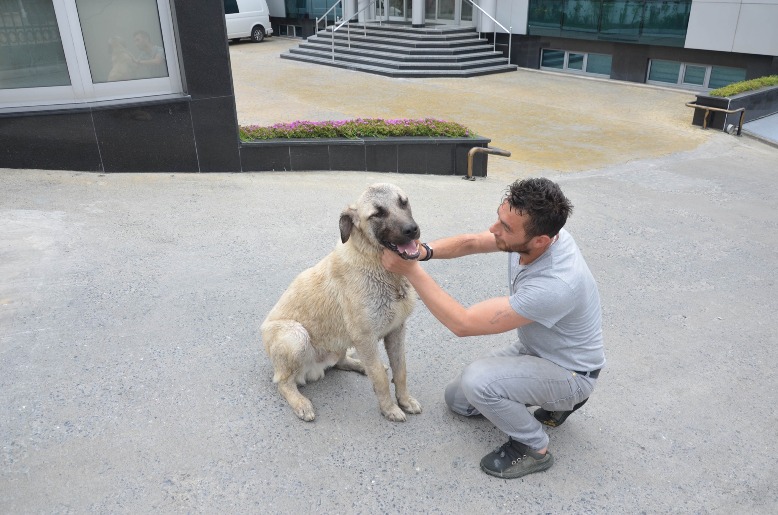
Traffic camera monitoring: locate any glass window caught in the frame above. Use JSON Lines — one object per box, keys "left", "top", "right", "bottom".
{"left": 683, "top": 65, "right": 706, "bottom": 86}
{"left": 541, "top": 49, "right": 565, "bottom": 69}
{"left": 224, "top": 0, "right": 239, "bottom": 15}
{"left": 586, "top": 53, "right": 612, "bottom": 75}
{"left": 568, "top": 53, "right": 584, "bottom": 70}
{"left": 600, "top": 0, "right": 642, "bottom": 37}
{"left": 75, "top": 0, "right": 167, "bottom": 83}
{"left": 562, "top": 0, "right": 599, "bottom": 32}
{"left": 1, "top": 0, "right": 180, "bottom": 109}
{"left": 642, "top": 0, "right": 692, "bottom": 36}
{"left": 0, "top": 0, "right": 70, "bottom": 89}
{"left": 708, "top": 66, "right": 746, "bottom": 90}
{"left": 528, "top": 0, "right": 564, "bottom": 28}
{"left": 648, "top": 59, "right": 681, "bottom": 84}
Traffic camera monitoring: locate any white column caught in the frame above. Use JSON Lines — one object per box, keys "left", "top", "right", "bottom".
{"left": 477, "top": 0, "right": 496, "bottom": 33}
{"left": 412, "top": 0, "right": 425, "bottom": 27}
{"left": 343, "top": 0, "right": 357, "bottom": 21}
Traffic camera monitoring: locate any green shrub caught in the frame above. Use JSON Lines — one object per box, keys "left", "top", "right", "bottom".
{"left": 239, "top": 118, "right": 473, "bottom": 141}
{"left": 709, "top": 75, "right": 778, "bottom": 97}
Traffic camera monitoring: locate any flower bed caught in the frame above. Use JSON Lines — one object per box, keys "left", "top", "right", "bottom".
{"left": 239, "top": 118, "right": 473, "bottom": 141}
{"left": 238, "top": 117, "right": 490, "bottom": 176}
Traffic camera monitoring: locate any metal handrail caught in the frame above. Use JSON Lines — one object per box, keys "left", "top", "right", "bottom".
{"left": 329, "top": 0, "right": 382, "bottom": 61}
{"left": 465, "top": 146, "right": 511, "bottom": 180}
{"left": 464, "top": 0, "right": 511, "bottom": 63}
{"left": 315, "top": 0, "right": 343, "bottom": 33}
{"left": 685, "top": 102, "right": 746, "bottom": 135}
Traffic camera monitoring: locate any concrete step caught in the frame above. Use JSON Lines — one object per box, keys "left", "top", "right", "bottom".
{"left": 280, "top": 52, "right": 517, "bottom": 78}
{"left": 295, "top": 42, "right": 502, "bottom": 62}
{"left": 288, "top": 47, "right": 510, "bottom": 70}
{"left": 281, "top": 22, "right": 515, "bottom": 78}
{"left": 305, "top": 35, "right": 489, "bottom": 56}
{"left": 315, "top": 31, "right": 486, "bottom": 49}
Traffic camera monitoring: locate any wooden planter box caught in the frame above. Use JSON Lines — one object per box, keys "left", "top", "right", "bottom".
{"left": 239, "top": 136, "right": 492, "bottom": 176}
{"left": 690, "top": 85, "right": 778, "bottom": 131}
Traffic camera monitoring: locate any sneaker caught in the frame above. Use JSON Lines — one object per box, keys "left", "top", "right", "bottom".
{"left": 479, "top": 438, "right": 554, "bottom": 479}
{"left": 533, "top": 398, "right": 589, "bottom": 427}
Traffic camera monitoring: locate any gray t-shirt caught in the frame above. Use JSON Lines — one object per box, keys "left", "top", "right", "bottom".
{"left": 508, "top": 228, "right": 605, "bottom": 372}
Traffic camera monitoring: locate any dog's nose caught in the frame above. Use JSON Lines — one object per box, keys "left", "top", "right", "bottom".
{"left": 403, "top": 222, "right": 419, "bottom": 239}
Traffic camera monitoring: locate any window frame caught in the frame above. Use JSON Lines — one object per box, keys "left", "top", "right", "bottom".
{"left": 646, "top": 59, "right": 745, "bottom": 91}
{"left": 539, "top": 48, "right": 613, "bottom": 78}
{"left": 0, "top": 0, "right": 182, "bottom": 109}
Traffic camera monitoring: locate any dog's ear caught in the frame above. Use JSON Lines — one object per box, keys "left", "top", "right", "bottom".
{"left": 339, "top": 207, "right": 358, "bottom": 243}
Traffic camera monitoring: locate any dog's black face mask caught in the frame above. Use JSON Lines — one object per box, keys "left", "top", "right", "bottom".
{"left": 339, "top": 184, "right": 421, "bottom": 259}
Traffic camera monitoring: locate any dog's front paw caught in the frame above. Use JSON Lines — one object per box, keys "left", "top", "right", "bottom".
{"left": 399, "top": 396, "right": 422, "bottom": 414}
{"left": 383, "top": 404, "right": 407, "bottom": 422}
{"left": 293, "top": 399, "right": 316, "bottom": 422}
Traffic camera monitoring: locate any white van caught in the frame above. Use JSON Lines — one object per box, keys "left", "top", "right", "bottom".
{"left": 224, "top": 0, "right": 273, "bottom": 43}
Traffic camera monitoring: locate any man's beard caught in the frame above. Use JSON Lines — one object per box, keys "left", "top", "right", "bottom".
{"left": 494, "top": 235, "right": 533, "bottom": 254}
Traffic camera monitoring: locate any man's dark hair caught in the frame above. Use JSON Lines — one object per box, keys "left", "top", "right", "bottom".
{"left": 503, "top": 178, "right": 573, "bottom": 238}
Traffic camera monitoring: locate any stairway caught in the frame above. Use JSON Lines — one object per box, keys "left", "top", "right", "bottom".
{"left": 280, "top": 23, "right": 516, "bottom": 78}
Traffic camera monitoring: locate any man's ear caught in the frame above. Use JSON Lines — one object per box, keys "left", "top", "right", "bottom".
{"left": 339, "top": 207, "right": 358, "bottom": 243}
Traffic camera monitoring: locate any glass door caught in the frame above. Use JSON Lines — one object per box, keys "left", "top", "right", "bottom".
{"left": 387, "top": 0, "right": 410, "bottom": 22}
{"left": 425, "top": 0, "right": 472, "bottom": 25}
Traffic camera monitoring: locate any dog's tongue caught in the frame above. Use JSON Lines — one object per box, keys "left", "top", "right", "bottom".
{"left": 397, "top": 241, "right": 418, "bottom": 256}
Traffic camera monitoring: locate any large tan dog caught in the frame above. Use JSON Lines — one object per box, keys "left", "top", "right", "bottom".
{"left": 261, "top": 183, "right": 423, "bottom": 422}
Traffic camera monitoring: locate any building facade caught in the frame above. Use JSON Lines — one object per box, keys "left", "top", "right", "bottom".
{"left": 270, "top": 0, "right": 778, "bottom": 90}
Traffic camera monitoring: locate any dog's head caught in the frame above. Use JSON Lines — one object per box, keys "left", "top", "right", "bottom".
{"left": 339, "top": 183, "right": 420, "bottom": 259}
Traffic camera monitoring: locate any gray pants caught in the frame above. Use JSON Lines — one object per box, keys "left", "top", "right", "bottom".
{"left": 444, "top": 341, "right": 597, "bottom": 451}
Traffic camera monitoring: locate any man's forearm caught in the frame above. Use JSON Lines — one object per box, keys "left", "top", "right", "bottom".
{"left": 425, "top": 231, "right": 495, "bottom": 259}
{"left": 405, "top": 267, "right": 470, "bottom": 336}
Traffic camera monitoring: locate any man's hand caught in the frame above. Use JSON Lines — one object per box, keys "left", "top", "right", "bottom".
{"left": 381, "top": 247, "right": 421, "bottom": 277}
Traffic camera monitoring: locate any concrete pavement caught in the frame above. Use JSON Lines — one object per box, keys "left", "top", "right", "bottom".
{"left": 2, "top": 36, "right": 778, "bottom": 513}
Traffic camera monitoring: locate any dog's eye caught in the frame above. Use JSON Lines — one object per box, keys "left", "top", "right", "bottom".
{"left": 371, "top": 206, "right": 387, "bottom": 218}
{"left": 398, "top": 197, "right": 408, "bottom": 208}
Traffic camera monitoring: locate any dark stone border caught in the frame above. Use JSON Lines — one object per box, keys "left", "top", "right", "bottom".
{"left": 239, "top": 136, "right": 492, "bottom": 176}
{"left": 691, "top": 85, "right": 778, "bottom": 130}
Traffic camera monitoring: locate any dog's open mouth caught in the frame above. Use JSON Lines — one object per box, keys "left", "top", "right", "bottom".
{"left": 384, "top": 240, "right": 420, "bottom": 260}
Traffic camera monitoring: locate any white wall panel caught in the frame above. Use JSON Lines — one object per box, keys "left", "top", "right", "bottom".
{"left": 686, "top": 1, "right": 778, "bottom": 54}
{"left": 732, "top": 5, "right": 778, "bottom": 54}
{"left": 685, "top": 2, "right": 740, "bottom": 51}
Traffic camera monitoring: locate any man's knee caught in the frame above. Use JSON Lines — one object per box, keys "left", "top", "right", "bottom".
{"left": 460, "top": 360, "right": 491, "bottom": 405}
{"left": 444, "top": 376, "right": 477, "bottom": 416}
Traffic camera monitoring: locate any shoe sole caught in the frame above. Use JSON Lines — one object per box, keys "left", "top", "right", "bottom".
{"left": 480, "top": 453, "right": 554, "bottom": 479}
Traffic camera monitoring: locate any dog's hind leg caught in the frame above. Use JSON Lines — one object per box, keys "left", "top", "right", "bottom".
{"left": 384, "top": 325, "right": 422, "bottom": 415}
{"left": 262, "top": 320, "right": 317, "bottom": 421}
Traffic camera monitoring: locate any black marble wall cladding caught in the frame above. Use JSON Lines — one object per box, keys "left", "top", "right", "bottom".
{"left": 240, "top": 143, "right": 292, "bottom": 171}
{"left": 329, "top": 144, "right": 366, "bottom": 171}
{"left": 92, "top": 100, "right": 198, "bottom": 173}
{"left": 365, "top": 143, "right": 399, "bottom": 173}
{"left": 239, "top": 137, "right": 491, "bottom": 174}
{"left": 290, "top": 144, "right": 331, "bottom": 171}
{"left": 191, "top": 96, "right": 242, "bottom": 172}
{"left": 0, "top": 110, "right": 102, "bottom": 171}
{"left": 172, "top": 0, "right": 235, "bottom": 100}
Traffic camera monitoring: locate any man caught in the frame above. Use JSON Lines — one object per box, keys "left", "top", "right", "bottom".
{"left": 381, "top": 178, "right": 605, "bottom": 479}
{"left": 132, "top": 30, "right": 167, "bottom": 78}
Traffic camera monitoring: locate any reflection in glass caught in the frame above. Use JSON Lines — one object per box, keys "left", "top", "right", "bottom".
{"left": 562, "top": 0, "right": 598, "bottom": 32}
{"left": 0, "top": 0, "right": 70, "bottom": 89}
{"left": 75, "top": 0, "right": 167, "bottom": 83}
{"left": 682, "top": 65, "right": 705, "bottom": 86}
{"left": 541, "top": 49, "right": 565, "bottom": 69}
{"left": 586, "top": 53, "right": 612, "bottom": 75}
{"left": 648, "top": 60, "right": 681, "bottom": 84}
{"left": 568, "top": 53, "right": 584, "bottom": 70}
{"left": 436, "top": 0, "right": 454, "bottom": 21}
{"left": 601, "top": 0, "right": 642, "bottom": 37}
{"left": 708, "top": 66, "right": 746, "bottom": 90}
